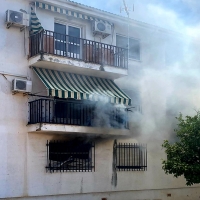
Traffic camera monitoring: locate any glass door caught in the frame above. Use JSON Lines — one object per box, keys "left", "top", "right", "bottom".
{"left": 67, "top": 26, "right": 81, "bottom": 59}
{"left": 54, "top": 23, "right": 66, "bottom": 56}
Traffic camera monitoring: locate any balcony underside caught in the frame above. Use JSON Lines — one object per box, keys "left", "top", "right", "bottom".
{"left": 27, "top": 123, "right": 131, "bottom": 137}
{"left": 29, "top": 54, "right": 128, "bottom": 79}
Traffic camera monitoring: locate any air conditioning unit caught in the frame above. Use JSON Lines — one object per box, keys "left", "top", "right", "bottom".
{"left": 92, "top": 21, "right": 112, "bottom": 39}
{"left": 6, "top": 10, "right": 29, "bottom": 29}
{"left": 12, "top": 79, "right": 32, "bottom": 93}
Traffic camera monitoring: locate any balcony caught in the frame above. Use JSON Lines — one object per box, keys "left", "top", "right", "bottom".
{"left": 27, "top": 99, "right": 130, "bottom": 136}
{"left": 29, "top": 30, "right": 128, "bottom": 79}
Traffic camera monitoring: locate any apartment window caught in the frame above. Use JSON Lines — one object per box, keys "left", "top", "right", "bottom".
{"left": 46, "top": 140, "right": 95, "bottom": 172}
{"left": 115, "top": 143, "right": 147, "bottom": 171}
{"left": 116, "top": 35, "right": 140, "bottom": 60}
{"left": 54, "top": 23, "right": 81, "bottom": 58}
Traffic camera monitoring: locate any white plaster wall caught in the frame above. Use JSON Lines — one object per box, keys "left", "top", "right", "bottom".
{"left": 0, "top": 0, "right": 30, "bottom": 198}
{"left": 0, "top": 0, "right": 199, "bottom": 199}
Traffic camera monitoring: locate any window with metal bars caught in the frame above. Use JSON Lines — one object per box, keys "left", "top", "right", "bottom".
{"left": 115, "top": 143, "right": 147, "bottom": 171}
{"left": 46, "top": 140, "right": 95, "bottom": 172}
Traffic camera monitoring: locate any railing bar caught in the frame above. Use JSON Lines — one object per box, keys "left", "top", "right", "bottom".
{"left": 44, "top": 100, "right": 46, "bottom": 123}
{"left": 61, "top": 101, "right": 63, "bottom": 124}
{"left": 62, "top": 34, "right": 64, "bottom": 57}
{"left": 35, "top": 34, "right": 37, "bottom": 55}
{"left": 94, "top": 42, "right": 96, "bottom": 63}
{"left": 49, "top": 141, "right": 51, "bottom": 173}
{"left": 48, "top": 100, "right": 51, "bottom": 123}
{"left": 52, "top": 31, "right": 54, "bottom": 55}
{"left": 74, "top": 146, "right": 76, "bottom": 172}
{"left": 72, "top": 145, "right": 74, "bottom": 172}
{"left": 33, "top": 101, "right": 35, "bottom": 123}
{"left": 37, "top": 100, "right": 39, "bottom": 123}
{"left": 40, "top": 99, "right": 44, "bottom": 122}
{"left": 33, "top": 35, "right": 35, "bottom": 56}
{"left": 59, "top": 141, "right": 61, "bottom": 172}
{"left": 87, "top": 148, "right": 89, "bottom": 172}
{"left": 29, "top": 102, "right": 31, "bottom": 124}
{"left": 123, "top": 143, "right": 125, "bottom": 171}
{"left": 79, "top": 148, "right": 81, "bottom": 172}
{"left": 137, "top": 144, "right": 139, "bottom": 171}
{"left": 94, "top": 143, "right": 95, "bottom": 172}
{"left": 129, "top": 143, "right": 130, "bottom": 171}
{"left": 69, "top": 103, "right": 71, "bottom": 124}
{"left": 35, "top": 101, "right": 37, "bottom": 123}
{"left": 39, "top": 100, "right": 41, "bottom": 122}
{"left": 119, "top": 143, "right": 120, "bottom": 171}
{"left": 45, "top": 31, "right": 47, "bottom": 53}
{"left": 90, "top": 143, "right": 92, "bottom": 172}
{"left": 146, "top": 144, "right": 147, "bottom": 171}
{"left": 143, "top": 144, "right": 145, "bottom": 170}
{"left": 134, "top": 143, "right": 136, "bottom": 171}
{"left": 84, "top": 147, "right": 86, "bottom": 172}
{"left": 46, "top": 140, "right": 48, "bottom": 172}
{"left": 72, "top": 36, "right": 74, "bottom": 59}
{"left": 50, "top": 141, "right": 52, "bottom": 173}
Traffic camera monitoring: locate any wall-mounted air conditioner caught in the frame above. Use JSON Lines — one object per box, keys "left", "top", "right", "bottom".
{"left": 92, "top": 21, "right": 112, "bottom": 39}
{"left": 6, "top": 10, "right": 29, "bottom": 29}
{"left": 12, "top": 79, "right": 32, "bottom": 93}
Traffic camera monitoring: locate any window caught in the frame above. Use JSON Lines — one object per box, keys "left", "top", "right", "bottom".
{"left": 114, "top": 142, "right": 147, "bottom": 171}
{"left": 165, "top": 41, "right": 184, "bottom": 66}
{"left": 116, "top": 35, "right": 140, "bottom": 60}
{"left": 54, "top": 23, "right": 81, "bottom": 58}
{"left": 46, "top": 140, "right": 95, "bottom": 172}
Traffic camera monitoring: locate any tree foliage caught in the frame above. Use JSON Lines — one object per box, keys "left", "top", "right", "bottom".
{"left": 162, "top": 112, "right": 200, "bottom": 186}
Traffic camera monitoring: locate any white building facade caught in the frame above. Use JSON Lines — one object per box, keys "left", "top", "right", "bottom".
{"left": 0, "top": 0, "right": 199, "bottom": 199}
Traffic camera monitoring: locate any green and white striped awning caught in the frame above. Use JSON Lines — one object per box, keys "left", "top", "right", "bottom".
{"left": 33, "top": 67, "right": 131, "bottom": 106}
{"left": 30, "top": 7, "right": 43, "bottom": 35}
{"left": 35, "top": 1, "right": 113, "bottom": 25}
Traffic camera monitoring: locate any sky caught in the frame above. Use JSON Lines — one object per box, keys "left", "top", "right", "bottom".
{"left": 72, "top": 0, "right": 200, "bottom": 37}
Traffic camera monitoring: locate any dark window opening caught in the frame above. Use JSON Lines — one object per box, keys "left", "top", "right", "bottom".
{"left": 46, "top": 140, "right": 95, "bottom": 172}
{"left": 115, "top": 143, "right": 147, "bottom": 171}
{"left": 54, "top": 98, "right": 95, "bottom": 126}
{"left": 116, "top": 35, "right": 140, "bottom": 60}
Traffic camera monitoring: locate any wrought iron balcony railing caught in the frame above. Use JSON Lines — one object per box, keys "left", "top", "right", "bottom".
{"left": 28, "top": 99, "right": 129, "bottom": 129}
{"left": 29, "top": 30, "right": 128, "bottom": 69}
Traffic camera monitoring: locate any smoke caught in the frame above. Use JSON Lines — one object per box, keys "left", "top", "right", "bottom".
{"left": 120, "top": 32, "right": 200, "bottom": 144}
{"left": 55, "top": 0, "right": 200, "bottom": 142}
{"left": 92, "top": 101, "right": 127, "bottom": 129}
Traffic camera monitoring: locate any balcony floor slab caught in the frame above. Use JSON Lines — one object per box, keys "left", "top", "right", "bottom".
{"left": 29, "top": 54, "right": 128, "bottom": 79}
{"left": 27, "top": 123, "right": 131, "bottom": 137}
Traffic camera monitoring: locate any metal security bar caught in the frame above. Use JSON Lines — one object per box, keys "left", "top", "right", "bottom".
{"left": 28, "top": 98, "right": 129, "bottom": 129}
{"left": 29, "top": 30, "right": 128, "bottom": 69}
{"left": 46, "top": 140, "right": 95, "bottom": 172}
{"left": 115, "top": 143, "right": 147, "bottom": 171}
